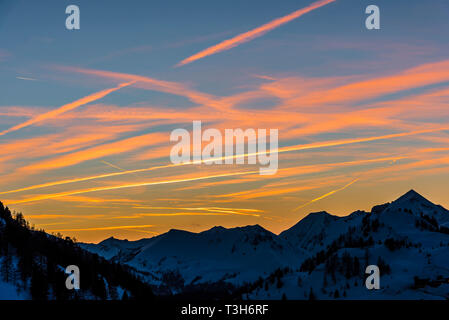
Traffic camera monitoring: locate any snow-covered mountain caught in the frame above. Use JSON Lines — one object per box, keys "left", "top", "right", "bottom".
{"left": 81, "top": 190, "right": 449, "bottom": 299}
{"left": 250, "top": 190, "right": 449, "bottom": 299}
{"left": 82, "top": 224, "right": 304, "bottom": 291}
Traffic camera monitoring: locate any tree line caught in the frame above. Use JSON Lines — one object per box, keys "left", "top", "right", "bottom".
{"left": 0, "top": 201, "right": 154, "bottom": 300}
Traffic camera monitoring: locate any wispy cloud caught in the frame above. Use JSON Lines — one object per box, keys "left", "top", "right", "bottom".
{"left": 175, "top": 0, "right": 336, "bottom": 67}
{"left": 134, "top": 206, "right": 261, "bottom": 217}
{"left": 48, "top": 224, "right": 155, "bottom": 232}
{"left": 101, "top": 160, "right": 126, "bottom": 172}
{"left": 0, "top": 49, "right": 10, "bottom": 62}
{"left": 15, "top": 132, "right": 166, "bottom": 174}
{"left": 59, "top": 66, "right": 220, "bottom": 110}
{"left": 294, "top": 178, "right": 359, "bottom": 211}
{"left": 0, "top": 126, "right": 443, "bottom": 196}
{"left": 5, "top": 170, "right": 259, "bottom": 205}
{"left": 0, "top": 81, "right": 135, "bottom": 137}
{"left": 286, "top": 59, "right": 449, "bottom": 107}
{"left": 16, "top": 76, "right": 38, "bottom": 81}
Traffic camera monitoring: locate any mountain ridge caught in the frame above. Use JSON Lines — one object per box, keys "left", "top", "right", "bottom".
{"left": 85, "top": 189, "right": 447, "bottom": 245}
{"left": 78, "top": 189, "right": 449, "bottom": 299}
{"left": 2, "top": 189, "right": 449, "bottom": 299}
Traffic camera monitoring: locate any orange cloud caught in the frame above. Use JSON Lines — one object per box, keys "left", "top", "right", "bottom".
{"left": 214, "top": 184, "right": 322, "bottom": 201}
{"left": 0, "top": 81, "right": 135, "bottom": 137}
{"left": 280, "top": 126, "right": 449, "bottom": 153}
{"left": 48, "top": 224, "right": 155, "bottom": 232}
{"left": 1, "top": 126, "right": 442, "bottom": 196}
{"left": 17, "top": 132, "right": 167, "bottom": 174}
{"left": 134, "top": 206, "right": 261, "bottom": 217}
{"left": 288, "top": 59, "right": 449, "bottom": 107}
{"left": 59, "top": 66, "right": 221, "bottom": 110}
{"left": 5, "top": 170, "right": 260, "bottom": 205}
{"left": 25, "top": 214, "right": 106, "bottom": 220}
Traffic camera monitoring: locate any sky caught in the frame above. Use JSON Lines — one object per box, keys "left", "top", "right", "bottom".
{"left": 1, "top": 0, "right": 449, "bottom": 242}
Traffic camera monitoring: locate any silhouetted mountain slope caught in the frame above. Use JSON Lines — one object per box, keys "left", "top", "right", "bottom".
{"left": 248, "top": 190, "right": 449, "bottom": 299}
{"left": 279, "top": 211, "right": 341, "bottom": 250}
{"left": 82, "top": 224, "right": 303, "bottom": 293}
{"left": 0, "top": 202, "right": 154, "bottom": 300}
{"left": 81, "top": 190, "right": 449, "bottom": 300}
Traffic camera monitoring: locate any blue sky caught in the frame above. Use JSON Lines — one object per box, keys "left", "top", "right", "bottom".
{"left": 1, "top": 0, "right": 449, "bottom": 241}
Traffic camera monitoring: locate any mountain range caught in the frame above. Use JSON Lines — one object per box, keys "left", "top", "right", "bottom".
{"left": 81, "top": 189, "right": 449, "bottom": 299}
{"left": 1, "top": 189, "right": 449, "bottom": 299}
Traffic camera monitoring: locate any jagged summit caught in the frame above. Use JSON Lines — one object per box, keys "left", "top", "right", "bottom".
{"left": 282, "top": 211, "right": 338, "bottom": 230}
{"left": 208, "top": 226, "right": 226, "bottom": 232}
{"left": 394, "top": 189, "right": 431, "bottom": 204}
{"left": 388, "top": 189, "right": 442, "bottom": 212}
{"left": 207, "top": 224, "right": 267, "bottom": 232}
{"left": 227, "top": 224, "right": 268, "bottom": 233}
{"left": 166, "top": 228, "right": 192, "bottom": 235}
{"left": 306, "top": 210, "right": 336, "bottom": 219}
{"left": 371, "top": 190, "right": 438, "bottom": 214}
{"left": 403, "top": 189, "right": 420, "bottom": 197}
{"left": 373, "top": 189, "right": 449, "bottom": 228}
{"left": 279, "top": 211, "right": 339, "bottom": 249}
{"left": 99, "top": 236, "right": 129, "bottom": 245}
{"left": 99, "top": 236, "right": 116, "bottom": 243}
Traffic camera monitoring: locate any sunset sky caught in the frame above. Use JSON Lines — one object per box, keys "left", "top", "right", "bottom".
{"left": 1, "top": 0, "right": 449, "bottom": 242}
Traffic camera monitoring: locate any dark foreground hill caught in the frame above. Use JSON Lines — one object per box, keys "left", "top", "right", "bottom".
{"left": 0, "top": 202, "right": 153, "bottom": 300}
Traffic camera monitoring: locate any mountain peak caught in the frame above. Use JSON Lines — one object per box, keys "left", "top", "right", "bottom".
{"left": 202, "top": 224, "right": 270, "bottom": 236}
{"left": 100, "top": 236, "right": 115, "bottom": 243}
{"left": 279, "top": 211, "right": 337, "bottom": 241}
{"left": 395, "top": 189, "right": 429, "bottom": 204}
{"left": 238, "top": 224, "right": 265, "bottom": 232}
{"left": 300, "top": 211, "right": 338, "bottom": 223}
{"left": 166, "top": 228, "right": 192, "bottom": 235}
{"left": 403, "top": 189, "right": 420, "bottom": 197}
{"left": 308, "top": 211, "right": 334, "bottom": 218}
{"left": 98, "top": 236, "right": 128, "bottom": 245}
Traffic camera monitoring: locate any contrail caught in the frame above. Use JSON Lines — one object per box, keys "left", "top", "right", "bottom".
{"left": 138, "top": 211, "right": 258, "bottom": 217}
{"left": 133, "top": 206, "right": 262, "bottom": 216}
{"left": 176, "top": 0, "right": 336, "bottom": 67}
{"left": 48, "top": 224, "right": 154, "bottom": 232}
{"left": 294, "top": 178, "right": 359, "bottom": 211}
{"left": 0, "top": 81, "right": 135, "bottom": 137}
{"left": 124, "top": 228, "right": 158, "bottom": 235}
{"left": 6, "top": 170, "right": 260, "bottom": 205}
{"left": 16, "top": 76, "right": 38, "bottom": 81}
{"left": 0, "top": 163, "right": 177, "bottom": 195}
{"left": 101, "top": 160, "right": 140, "bottom": 178}
{"left": 0, "top": 126, "right": 445, "bottom": 195}
{"left": 101, "top": 160, "right": 126, "bottom": 172}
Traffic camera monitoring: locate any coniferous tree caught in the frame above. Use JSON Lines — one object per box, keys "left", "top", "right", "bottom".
{"left": 308, "top": 288, "right": 316, "bottom": 300}
{"left": 0, "top": 201, "right": 154, "bottom": 300}
{"left": 30, "top": 265, "right": 48, "bottom": 300}
{"left": 0, "top": 250, "right": 12, "bottom": 283}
